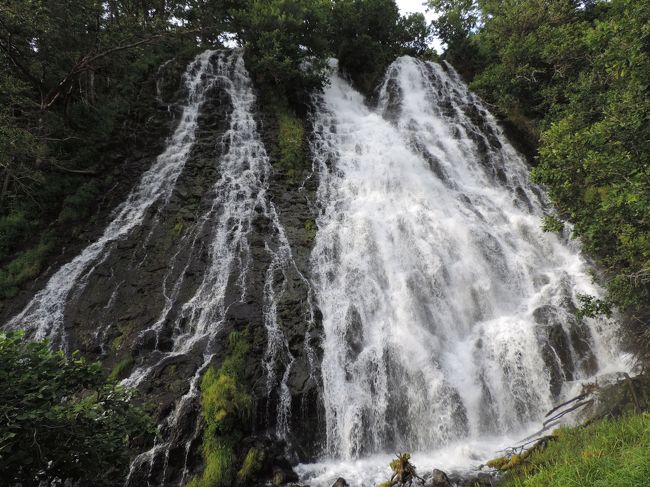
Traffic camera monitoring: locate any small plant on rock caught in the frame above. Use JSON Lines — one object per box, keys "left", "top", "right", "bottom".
{"left": 380, "top": 453, "right": 425, "bottom": 487}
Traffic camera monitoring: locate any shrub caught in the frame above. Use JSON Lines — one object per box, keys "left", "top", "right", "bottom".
{"left": 0, "top": 331, "right": 154, "bottom": 486}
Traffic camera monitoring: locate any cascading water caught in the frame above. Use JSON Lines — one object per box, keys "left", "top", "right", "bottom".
{"left": 6, "top": 50, "right": 312, "bottom": 485}
{"left": 299, "top": 56, "right": 625, "bottom": 484}
{"left": 7, "top": 50, "right": 219, "bottom": 348}
{"left": 4, "top": 47, "right": 628, "bottom": 487}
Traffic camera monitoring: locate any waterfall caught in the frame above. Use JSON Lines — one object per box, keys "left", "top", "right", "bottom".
{"left": 7, "top": 50, "right": 310, "bottom": 484}
{"left": 5, "top": 47, "right": 628, "bottom": 486}
{"left": 306, "top": 55, "right": 624, "bottom": 473}
{"left": 7, "top": 50, "right": 219, "bottom": 348}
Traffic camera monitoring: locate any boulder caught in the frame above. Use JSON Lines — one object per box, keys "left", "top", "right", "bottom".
{"left": 430, "top": 468, "right": 452, "bottom": 487}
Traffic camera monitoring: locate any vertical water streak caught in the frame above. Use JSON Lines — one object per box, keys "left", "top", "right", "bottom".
{"left": 125, "top": 51, "right": 315, "bottom": 484}
{"left": 7, "top": 50, "right": 219, "bottom": 347}
{"left": 310, "top": 57, "right": 624, "bottom": 459}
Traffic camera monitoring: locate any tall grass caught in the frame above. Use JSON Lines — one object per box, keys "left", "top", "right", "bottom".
{"left": 502, "top": 413, "right": 650, "bottom": 487}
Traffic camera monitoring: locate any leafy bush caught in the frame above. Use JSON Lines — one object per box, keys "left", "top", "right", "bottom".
{"left": 0, "top": 331, "right": 154, "bottom": 486}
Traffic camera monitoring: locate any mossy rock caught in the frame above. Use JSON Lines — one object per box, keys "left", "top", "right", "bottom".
{"left": 304, "top": 218, "right": 317, "bottom": 243}
{"left": 186, "top": 329, "right": 254, "bottom": 487}
{"left": 237, "top": 447, "right": 265, "bottom": 484}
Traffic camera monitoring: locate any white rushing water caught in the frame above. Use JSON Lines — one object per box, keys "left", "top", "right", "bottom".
{"left": 7, "top": 50, "right": 219, "bottom": 347}
{"left": 303, "top": 56, "right": 626, "bottom": 485}
{"left": 125, "top": 51, "right": 309, "bottom": 484}
{"left": 8, "top": 50, "right": 306, "bottom": 484}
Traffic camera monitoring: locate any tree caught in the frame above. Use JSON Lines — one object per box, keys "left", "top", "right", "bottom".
{"left": 331, "top": 0, "right": 431, "bottom": 93}
{"left": 428, "top": 0, "right": 480, "bottom": 76}
{"left": 0, "top": 331, "right": 154, "bottom": 486}
{"left": 434, "top": 0, "right": 650, "bottom": 355}
{"left": 231, "top": 0, "right": 332, "bottom": 100}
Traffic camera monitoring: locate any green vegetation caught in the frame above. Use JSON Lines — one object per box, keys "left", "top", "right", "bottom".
{"left": 0, "top": 240, "right": 53, "bottom": 299}
{"left": 304, "top": 218, "right": 317, "bottom": 243}
{"left": 497, "top": 414, "right": 650, "bottom": 487}
{"left": 432, "top": 0, "right": 650, "bottom": 346}
{"left": 330, "top": 0, "right": 434, "bottom": 93}
{"left": 237, "top": 447, "right": 265, "bottom": 484}
{"left": 277, "top": 109, "right": 306, "bottom": 183}
{"left": 0, "top": 0, "right": 431, "bottom": 300}
{"left": 109, "top": 357, "right": 135, "bottom": 382}
{"left": 0, "top": 331, "right": 154, "bottom": 486}
{"left": 187, "top": 329, "right": 255, "bottom": 487}
{"left": 380, "top": 453, "right": 423, "bottom": 487}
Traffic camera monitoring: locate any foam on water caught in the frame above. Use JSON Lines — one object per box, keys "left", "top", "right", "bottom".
{"left": 296, "top": 428, "right": 533, "bottom": 487}
{"left": 308, "top": 55, "right": 626, "bottom": 472}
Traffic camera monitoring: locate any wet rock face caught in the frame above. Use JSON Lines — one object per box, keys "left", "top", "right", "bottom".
{"left": 3, "top": 53, "right": 325, "bottom": 485}
{"left": 430, "top": 469, "right": 452, "bottom": 487}
{"left": 256, "top": 106, "right": 326, "bottom": 461}
{"left": 533, "top": 304, "right": 598, "bottom": 398}
{"left": 331, "top": 477, "right": 349, "bottom": 487}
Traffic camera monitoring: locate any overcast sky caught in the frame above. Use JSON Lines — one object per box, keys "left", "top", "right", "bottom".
{"left": 396, "top": 0, "right": 435, "bottom": 22}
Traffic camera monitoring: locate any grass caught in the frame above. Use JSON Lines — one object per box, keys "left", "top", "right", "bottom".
{"left": 277, "top": 109, "right": 305, "bottom": 184}
{"left": 500, "top": 413, "right": 650, "bottom": 487}
{"left": 186, "top": 330, "right": 254, "bottom": 487}
{"left": 108, "top": 358, "right": 134, "bottom": 382}
{"left": 237, "top": 447, "right": 265, "bottom": 484}
{"left": 0, "top": 240, "right": 54, "bottom": 299}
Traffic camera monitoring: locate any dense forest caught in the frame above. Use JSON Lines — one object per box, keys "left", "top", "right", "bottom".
{"left": 1, "top": 0, "right": 649, "bottom": 486}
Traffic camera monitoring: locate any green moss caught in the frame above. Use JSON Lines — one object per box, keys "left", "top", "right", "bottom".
{"left": 0, "top": 240, "right": 54, "bottom": 299}
{"left": 304, "top": 218, "right": 317, "bottom": 243}
{"left": 486, "top": 456, "right": 511, "bottom": 470}
{"left": 187, "top": 441, "right": 236, "bottom": 487}
{"left": 108, "top": 358, "right": 134, "bottom": 382}
{"left": 110, "top": 334, "right": 125, "bottom": 352}
{"left": 172, "top": 220, "right": 184, "bottom": 237}
{"left": 499, "top": 413, "right": 650, "bottom": 487}
{"left": 277, "top": 109, "right": 305, "bottom": 184}
{"left": 237, "top": 447, "right": 265, "bottom": 483}
{"left": 187, "top": 330, "right": 253, "bottom": 487}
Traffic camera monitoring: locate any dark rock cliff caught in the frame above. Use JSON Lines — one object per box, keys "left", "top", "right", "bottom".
{"left": 0, "top": 52, "right": 326, "bottom": 485}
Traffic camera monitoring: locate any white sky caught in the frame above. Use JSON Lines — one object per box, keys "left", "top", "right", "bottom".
{"left": 397, "top": 0, "right": 436, "bottom": 23}
{"left": 396, "top": 0, "right": 443, "bottom": 52}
